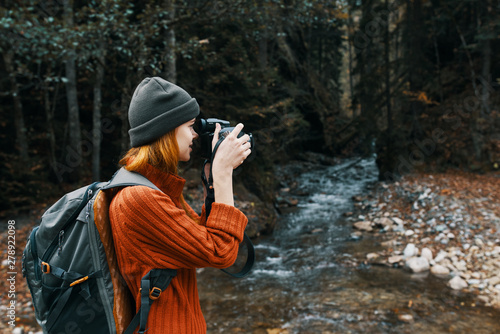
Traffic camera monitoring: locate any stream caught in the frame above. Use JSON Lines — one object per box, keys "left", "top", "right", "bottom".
{"left": 197, "top": 156, "right": 500, "bottom": 333}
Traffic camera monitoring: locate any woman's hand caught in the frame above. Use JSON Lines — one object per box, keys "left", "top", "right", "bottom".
{"left": 211, "top": 123, "right": 252, "bottom": 172}
{"left": 210, "top": 123, "right": 252, "bottom": 206}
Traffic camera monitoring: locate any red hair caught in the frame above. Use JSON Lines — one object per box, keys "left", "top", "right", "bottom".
{"left": 120, "top": 131, "right": 199, "bottom": 223}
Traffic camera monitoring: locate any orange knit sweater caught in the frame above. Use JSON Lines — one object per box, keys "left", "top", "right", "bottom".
{"left": 109, "top": 163, "right": 248, "bottom": 334}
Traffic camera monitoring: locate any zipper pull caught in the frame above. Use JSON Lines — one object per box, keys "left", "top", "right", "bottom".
{"left": 58, "top": 230, "right": 64, "bottom": 255}
{"left": 86, "top": 188, "right": 94, "bottom": 220}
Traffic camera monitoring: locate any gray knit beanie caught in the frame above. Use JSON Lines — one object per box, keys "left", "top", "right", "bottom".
{"left": 128, "top": 77, "right": 200, "bottom": 147}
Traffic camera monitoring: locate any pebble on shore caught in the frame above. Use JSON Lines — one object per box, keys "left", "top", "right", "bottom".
{"left": 348, "top": 171, "right": 500, "bottom": 309}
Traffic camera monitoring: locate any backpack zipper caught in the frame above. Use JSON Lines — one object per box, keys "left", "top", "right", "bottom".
{"left": 57, "top": 230, "right": 64, "bottom": 255}
{"left": 86, "top": 189, "right": 93, "bottom": 220}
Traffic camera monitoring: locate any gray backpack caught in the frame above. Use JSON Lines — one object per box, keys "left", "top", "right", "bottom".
{"left": 22, "top": 168, "right": 178, "bottom": 334}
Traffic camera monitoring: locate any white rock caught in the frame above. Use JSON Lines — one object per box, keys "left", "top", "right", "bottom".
{"left": 12, "top": 328, "right": 24, "bottom": 334}
{"left": 447, "top": 232, "right": 455, "bottom": 239}
{"left": 379, "top": 217, "right": 393, "bottom": 227}
{"left": 468, "top": 279, "right": 481, "bottom": 286}
{"left": 488, "top": 276, "right": 500, "bottom": 287}
{"left": 404, "top": 243, "right": 418, "bottom": 258}
{"left": 449, "top": 276, "right": 468, "bottom": 290}
{"left": 478, "top": 295, "right": 490, "bottom": 304}
{"left": 398, "top": 314, "right": 414, "bottom": 322}
{"left": 366, "top": 253, "right": 379, "bottom": 260}
{"left": 405, "top": 229, "right": 415, "bottom": 237}
{"left": 421, "top": 237, "right": 431, "bottom": 244}
{"left": 475, "top": 238, "right": 485, "bottom": 247}
{"left": 392, "top": 217, "right": 405, "bottom": 225}
{"left": 405, "top": 257, "right": 430, "bottom": 273}
{"left": 454, "top": 260, "right": 467, "bottom": 272}
{"left": 381, "top": 239, "right": 398, "bottom": 247}
{"left": 434, "top": 250, "right": 448, "bottom": 263}
{"left": 421, "top": 248, "right": 433, "bottom": 262}
{"left": 469, "top": 245, "right": 480, "bottom": 254}
{"left": 388, "top": 255, "right": 403, "bottom": 264}
{"left": 431, "top": 264, "right": 450, "bottom": 276}
{"left": 471, "top": 272, "right": 482, "bottom": 279}
{"left": 353, "top": 221, "right": 373, "bottom": 232}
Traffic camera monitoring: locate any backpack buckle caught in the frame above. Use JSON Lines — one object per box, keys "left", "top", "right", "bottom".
{"left": 41, "top": 262, "right": 51, "bottom": 274}
{"left": 149, "top": 287, "right": 162, "bottom": 300}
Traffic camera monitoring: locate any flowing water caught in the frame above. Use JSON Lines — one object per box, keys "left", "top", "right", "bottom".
{"left": 197, "top": 156, "right": 500, "bottom": 334}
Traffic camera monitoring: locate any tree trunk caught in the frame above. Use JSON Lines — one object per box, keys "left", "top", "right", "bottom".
{"left": 3, "top": 50, "right": 29, "bottom": 164}
{"left": 258, "top": 34, "right": 268, "bottom": 98}
{"left": 480, "top": 0, "right": 492, "bottom": 116}
{"left": 42, "top": 66, "right": 58, "bottom": 171}
{"left": 384, "top": 0, "right": 392, "bottom": 141}
{"left": 63, "top": 0, "right": 82, "bottom": 180}
{"left": 384, "top": 0, "right": 393, "bottom": 138}
{"left": 164, "top": 0, "right": 176, "bottom": 83}
{"left": 404, "top": 0, "right": 424, "bottom": 141}
{"left": 92, "top": 42, "right": 106, "bottom": 181}
{"left": 430, "top": 6, "right": 444, "bottom": 104}
{"left": 480, "top": 38, "right": 491, "bottom": 116}
{"left": 121, "top": 87, "right": 130, "bottom": 154}
{"left": 347, "top": 4, "right": 355, "bottom": 115}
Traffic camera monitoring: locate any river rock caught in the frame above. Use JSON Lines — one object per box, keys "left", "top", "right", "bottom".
{"left": 434, "top": 250, "right": 448, "bottom": 263}
{"left": 421, "top": 247, "right": 433, "bottom": 262}
{"left": 405, "top": 229, "right": 415, "bottom": 237}
{"left": 488, "top": 276, "right": 500, "bottom": 287}
{"left": 374, "top": 217, "right": 391, "bottom": 231}
{"left": 403, "top": 243, "right": 418, "bottom": 258}
{"left": 381, "top": 239, "right": 398, "bottom": 247}
{"left": 475, "top": 238, "right": 485, "bottom": 247}
{"left": 353, "top": 221, "right": 373, "bottom": 232}
{"left": 405, "top": 257, "right": 430, "bottom": 273}
{"left": 392, "top": 217, "right": 405, "bottom": 226}
{"left": 398, "top": 314, "right": 414, "bottom": 322}
{"left": 454, "top": 259, "right": 467, "bottom": 272}
{"left": 449, "top": 276, "right": 468, "bottom": 290}
{"left": 388, "top": 255, "right": 403, "bottom": 264}
{"left": 431, "top": 264, "right": 450, "bottom": 276}
{"left": 378, "top": 217, "right": 393, "bottom": 226}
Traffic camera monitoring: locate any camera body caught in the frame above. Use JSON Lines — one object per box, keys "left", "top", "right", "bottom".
{"left": 198, "top": 118, "right": 254, "bottom": 160}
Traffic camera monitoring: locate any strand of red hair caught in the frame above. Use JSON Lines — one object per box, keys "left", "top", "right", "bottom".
{"left": 119, "top": 131, "right": 199, "bottom": 223}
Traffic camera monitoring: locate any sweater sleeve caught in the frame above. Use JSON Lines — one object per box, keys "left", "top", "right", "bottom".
{"left": 109, "top": 186, "right": 247, "bottom": 270}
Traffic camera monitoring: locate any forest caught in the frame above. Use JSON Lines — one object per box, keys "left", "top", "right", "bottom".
{"left": 0, "top": 0, "right": 499, "bottom": 213}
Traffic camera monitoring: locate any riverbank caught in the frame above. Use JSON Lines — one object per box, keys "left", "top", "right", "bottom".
{"left": 346, "top": 169, "right": 500, "bottom": 309}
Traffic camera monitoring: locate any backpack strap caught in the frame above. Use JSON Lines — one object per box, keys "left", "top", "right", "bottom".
{"left": 102, "top": 167, "right": 160, "bottom": 191}
{"left": 103, "top": 169, "right": 178, "bottom": 334}
{"left": 44, "top": 269, "right": 103, "bottom": 331}
{"left": 124, "top": 269, "right": 178, "bottom": 334}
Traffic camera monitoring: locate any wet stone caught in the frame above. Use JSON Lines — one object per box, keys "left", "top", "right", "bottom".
{"left": 431, "top": 264, "right": 450, "bottom": 276}
{"left": 449, "top": 276, "right": 468, "bottom": 290}
{"left": 405, "top": 257, "right": 430, "bottom": 273}
{"left": 398, "top": 314, "right": 414, "bottom": 322}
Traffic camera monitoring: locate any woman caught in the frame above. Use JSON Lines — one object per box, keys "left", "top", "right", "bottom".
{"left": 109, "top": 77, "right": 251, "bottom": 333}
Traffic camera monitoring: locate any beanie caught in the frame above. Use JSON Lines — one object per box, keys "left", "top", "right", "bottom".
{"left": 128, "top": 77, "right": 200, "bottom": 147}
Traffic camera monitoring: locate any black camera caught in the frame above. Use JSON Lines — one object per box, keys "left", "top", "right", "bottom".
{"left": 197, "top": 118, "right": 254, "bottom": 160}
